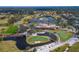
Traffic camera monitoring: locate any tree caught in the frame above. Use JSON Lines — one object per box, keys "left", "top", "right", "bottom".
{"left": 59, "top": 18, "right": 68, "bottom": 28}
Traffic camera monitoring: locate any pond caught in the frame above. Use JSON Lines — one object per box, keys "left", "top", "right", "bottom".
{"left": 3, "top": 35, "right": 30, "bottom": 50}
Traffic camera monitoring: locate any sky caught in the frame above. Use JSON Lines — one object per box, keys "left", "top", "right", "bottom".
{"left": 0, "top": 0, "right": 78, "bottom": 6}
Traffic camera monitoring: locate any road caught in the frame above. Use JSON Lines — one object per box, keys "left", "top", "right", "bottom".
{"left": 35, "top": 36, "right": 79, "bottom": 52}
{"left": 0, "top": 32, "right": 27, "bottom": 38}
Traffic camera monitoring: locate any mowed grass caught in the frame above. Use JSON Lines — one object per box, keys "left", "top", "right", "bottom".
{"left": 27, "top": 36, "right": 50, "bottom": 45}
{"left": 2, "top": 25, "right": 18, "bottom": 34}
{"left": 50, "top": 30, "right": 73, "bottom": 41}
{"left": 68, "top": 42, "right": 79, "bottom": 52}
{"left": 51, "top": 42, "right": 79, "bottom": 52}
{"left": 0, "top": 41, "right": 20, "bottom": 52}
{"left": 57, "top": 30, "right": 73, "bottom": 41}
{"left": 50, "top": 44, "right": 69, "bottom": 52}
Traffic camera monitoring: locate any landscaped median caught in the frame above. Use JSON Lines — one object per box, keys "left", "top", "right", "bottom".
{"left": 26, "top": 36, "right": 50, "bottom": 45}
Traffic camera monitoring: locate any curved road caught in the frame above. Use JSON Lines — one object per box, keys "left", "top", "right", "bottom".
{"left": 35, "top": 36, "right": 79, "bottom": 52}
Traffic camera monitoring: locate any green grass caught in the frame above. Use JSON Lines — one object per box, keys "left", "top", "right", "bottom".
{"left": 30, "top": 36, "right": 49, "bottom": 40}
{"left": 27, "top": 36, "right": 50, "bottom": 45}
{"left": 68, "top": 42, "right": 79, "bottom": 52}
{"left": 51, "top": 44, "right": 69, "bottom": 52}
{"left": 57, "top": 30, "right": 73, "bottom": 41}
{"left": 2, "top": 25, "right": 18, "bottom": 34}
{"left": 50, "top": 30, "right": 73, "bottom": 41}
{"left": 51, "top": 42, "right": 79, "bottom": 52}
{"left": 0, "top": 38, "right": 3, "bottom": 41}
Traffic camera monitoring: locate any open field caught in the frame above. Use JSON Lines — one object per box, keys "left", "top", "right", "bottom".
{"left": 50, "top": 44, "right": 69, "bottom": 52}
{"left": 57, "top": 30, "right": 73, "bottom": 41}
{"left": 0, "top": 19, "right": 8, "bottom": 24}
{"left": 68, "top": 42, "right": 79, "bottom": 52}
{"left": 50, "top": 42, "right": 79, "bottom": 52}
{"left": 50, "top": 30, "right": 73, "bottom": 41}
{"left": 27, "top": 36, "right": 50, "bottom": 45}
{"left": 1, "top": 25, "right": 18, "bottom": 34}
{"left": 0, "top": 41, "right": 20, "bottom": 52}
